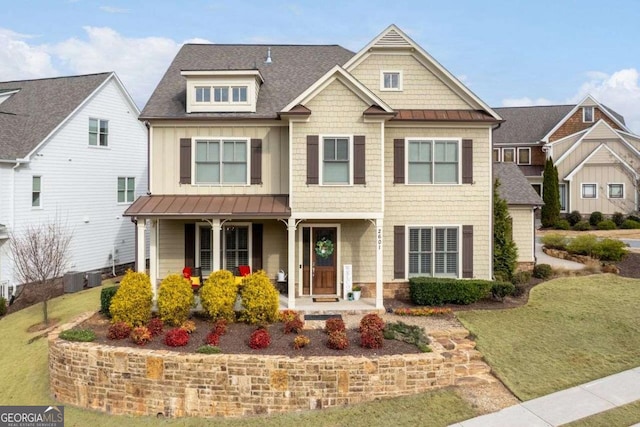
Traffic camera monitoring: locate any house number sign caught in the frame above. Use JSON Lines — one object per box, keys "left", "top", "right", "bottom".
{"left": 377, "top": 227, "right": 382, "bottom": 250}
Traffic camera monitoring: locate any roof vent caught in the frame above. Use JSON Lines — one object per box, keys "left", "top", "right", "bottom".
{"left": 265, "top": 47, "right": 272, "bottom": 64}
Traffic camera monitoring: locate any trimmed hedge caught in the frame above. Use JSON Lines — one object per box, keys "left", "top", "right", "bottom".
{"left": 409, "top": 277, "right": 493, "bottom": 306}
{"left": 100, "top": 286, "right": 119, "bottom": 318}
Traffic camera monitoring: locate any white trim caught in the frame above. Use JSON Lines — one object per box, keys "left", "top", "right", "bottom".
{"left": 191, "top": 137, "right": 251, "bottom": 186}
{"left": 292, "top": 212, "right": 383, "bottom": 220}
{"left": 180, "top": 69, "right": 264, "bottom": 83}
{"left": 581, "top": 183, "right": 598, "bottom": 199}
{"left": 502, "top": 147, "right": 516, "bottom": 163}
{"left": 380, "top": 122, "right": 385, "bottom": 213}
{"left": 88, "top": 117, "right": 109, "bottom": 147}
{"left": 222, "top": 222, "right": 252, "bottom": 272}
{"left": 494, "top": 141, "right": 544, "bottom": 146}
{"left": 281, "top": 65, "right": 393, "bottom": 113}
{"left": 298, "top": 223, "right": 341, "bottom": 297}
{"left": 195, "top": 221, "right": 253, "bottom": 274}
{"left": 319, "top": 135, "right": 353, "bottom": 186}
{"left": 565, "top": 143, "right": 639, "bottom": 181}
{"left": 404, "top": 137, "right": 462, "bottom": 185}
{"left": 607, "top": 183, "right": 625, "bottom": 199}
{"left": 31, "top": 175, "right": 42, "bottom": 209}
{"left": 542, "top": 94, "right": 630, "bottom": 142}
{"left": 148, "top": 124, "right": 153, "bottom": 194}
{"left": 559, "top": 183, "right": 568, "bottom": 212}
{"left": 517, "top": 147, "right": 531, "bottom": 165}
{"left": 582, "top": 106, "right": 594, "bottom": 123}
{"left": 380, "top": 70, "right": 403, "bottom": 91}
{"left": 544, "top": 128, "right": 589, "bottom": 148}
{"left": 342, "top": 25, "right": 502, "bottom": 121}
{"left": 554, "top": 120, "right": 624, "bottom": 167}
{"left": 492, "top": 147, "right": 501, "bottom": 162}
{"left": 116, "top": 176, "right": 136, "bottom": 204}
{"left": 404, "top": 225, "right": 461, "bottom": 279}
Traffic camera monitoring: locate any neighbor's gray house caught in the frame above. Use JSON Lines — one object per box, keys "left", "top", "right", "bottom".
{"left": 124, "top": 25, "right": 504, "bottom": 309}
{"left": 0, "top": 73, "right": 147, "bottom": 299}
{"left": 493, "top": 96, "right": 640, "bottom": 216}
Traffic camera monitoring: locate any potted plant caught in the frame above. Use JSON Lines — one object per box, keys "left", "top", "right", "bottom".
{"left": 352, "top": 286, "right": 362, "bottom": 301}
{"left": 347, "top": 292, "right": 354, "bottom": 301}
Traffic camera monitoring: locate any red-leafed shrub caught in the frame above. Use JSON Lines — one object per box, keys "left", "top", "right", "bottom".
{"left": 283, "top": 315, "right": 304, "bottom": 334}
{"left": 164, "top": 328, "right": 190, "bottom": 347}
{"left": 360, "top": 329, "right": 384, "bottom": 349}
{"left": 107, "top": 322, "right": 132, "bottom": 340}
{"left": 211, "top": 319, "right": 228, "bottom": 336}
{"left": 359, "top": 313, "right": 385, "bottom": 333}
{"left": 249, "top": 328, "right": 271, "bottom": 349}
{"left": 325, "top": 317, "right": 345, "bottom": 334}
{"left": 327, "top": 330, "right": 349, "bottom": 350}
{"left": 205, "top": 332, "right": 220, "bottom": 346}
{"left": 146, "top": 318, "right": 164, "bottom": 337}
{"left": 130, "top": 326, "right": 152, "bottom": 346}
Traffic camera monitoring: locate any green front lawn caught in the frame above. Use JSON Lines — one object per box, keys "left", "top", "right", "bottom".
{"left": 563, "top": 400, "right": 640, "bottom": 427}
{"left": 457, "top": 274, "right": 640, "bottom": 401}
{"left": 0, "top": 286, "right": 477, "bottom": 427}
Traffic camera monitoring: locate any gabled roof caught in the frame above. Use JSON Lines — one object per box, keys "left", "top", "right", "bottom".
{"left": 343, "top": 25, "right": 502, "bottom": 122}
{"left": 141, "top": 44, "right": 355, "bottom": 120}
{"left": 541, "top": 95, "right": 629, "bottom": 141}
{"left": 493, "top": 105, "right": 574, "bottom": 144}
{"left": 565, "top": 143, "right": 639, "bottom": 181}
{"left": 0, "top": 72, "right": 115, "bottom": 160}
{"left": 493, "top": 162, "right": 544, "bottom": 206}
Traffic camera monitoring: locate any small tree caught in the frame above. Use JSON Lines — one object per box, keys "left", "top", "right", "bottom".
{"left": 9, "top": 221, "right": 71, "bottom": 325}
{"left": 541, "top": 157, "right": 560, "bottom": 227}
{"left": 493, "top": 179, "right": 518, "bottom": 280}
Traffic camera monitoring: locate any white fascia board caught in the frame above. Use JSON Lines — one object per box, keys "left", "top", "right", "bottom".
{"left": 181, "top": 69, "right": 264, "bottom": 83}
{"left": 343, "top": 24, "right": 502, "bottom": 122}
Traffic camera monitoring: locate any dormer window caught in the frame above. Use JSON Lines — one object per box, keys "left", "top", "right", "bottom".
{"left": 583, "top": 106, "right": 594, "bottom": 123}
{"left": 213, "top": 87, "right": 229, "bottom": 102}
{"left": 182, "top": 70, "right": 263, "bottom": 113}
{"left": 232, "top": 86, "right": 247, "bottom": 102}
{"left": 195, "top": 87, "right": 210, "bottom": 103}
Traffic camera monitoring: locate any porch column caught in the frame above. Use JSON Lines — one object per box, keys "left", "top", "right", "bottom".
{"left": 211, "top": 219, "right": 221, "bottom": 271}
{"left": 136, "top": 220, "right": 146, "bottom": 273}
{"left": 149, "top": 219, "right": 158, "bottom": 299}
{"left": 287, "top": 218, "right": 296, "bottom": 309}
{"left": 375, "top": 218, "right": 384, "bottom": 309}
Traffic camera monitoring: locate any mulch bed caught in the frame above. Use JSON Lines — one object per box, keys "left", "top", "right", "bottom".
{"left": 81, "top": 313, "right": 422, "bottom": 357}
{"left": 616, "top": 252, "right": 640, "bottom": 278}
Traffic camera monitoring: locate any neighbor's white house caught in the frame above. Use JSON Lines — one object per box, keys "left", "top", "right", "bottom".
{"left": 0, "top": 72, "right": 147, "bottom": 299}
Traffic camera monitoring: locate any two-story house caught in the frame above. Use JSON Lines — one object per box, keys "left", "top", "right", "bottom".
{"left": 494, "top": 96, "right": 640, "bottom": 216}
{"left": 0, "top": 72, "right": 147, "bottom": 299}
{"left": 125, "top": 25, "right": 503, "bottom": 309}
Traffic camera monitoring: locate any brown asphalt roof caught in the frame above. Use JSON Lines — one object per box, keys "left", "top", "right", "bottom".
{"left": 493, "top": 162, "right": 544, "bottom": 206}
{"left": 124, "top": 195, "right": 290, "bottom": 218}
{"left": 141, "top": 44, "right": 355, "bottom": 120}
{"left": 0, "top": 73, "right": 112, "bottom": 160}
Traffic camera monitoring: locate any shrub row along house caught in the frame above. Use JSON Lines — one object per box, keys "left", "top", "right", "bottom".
{"left": 124, "top": 25, "right": 505, "bottom": 309}
{"left": 494, "top": 96, "right": 640, "bottom": 216}
{"left": 0, "top": 73, "right": 147, "bottom": 299}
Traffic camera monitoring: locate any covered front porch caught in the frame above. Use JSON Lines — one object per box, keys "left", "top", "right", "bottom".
{"left": 125, "top": 195, "right": 384, "bottom": 310}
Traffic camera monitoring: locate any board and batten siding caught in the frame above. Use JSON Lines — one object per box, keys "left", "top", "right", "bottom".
{"left": 549, "top": 132, "right": 584, "bottom": 161}
{"left": 557, "top": 139, "right": 638, "bottom": 180}
{"left": 569, "top": 165, "right": 635, "bottom": 214}
{"left": 5, "top": 78, "right": 147, "bottom": 286}
{"left": 291, "top": 79, "right": 383, "bottom": 213}
{"left": 384, "top": 126, "right": 493, "bottom": 281}
{"left": 349, "top": 53, "right": 472, "bottom": 110}
{"left": 509, "top": 207, "right": 535, "bottom": 263}
{"left": 150, "top": 124, "right": 288, "bottom": 195}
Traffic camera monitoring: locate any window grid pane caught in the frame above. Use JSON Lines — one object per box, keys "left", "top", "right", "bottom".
{"left": 224, "top": 226, "right": 249, "bottom": 271}
{"left": 609, "top": 184, "right": 623, "bottom": 198}
{"left": 408, "top": 228, "right": 432, "bottom": 276}
{"left": 200, "top": 227, "right": 211, "bottom": 271}
{"left": 32, "top": 176, "right": 41, "bottom": 207}
{"left": 582, "top": 184, "right": 596, "bottom": 198}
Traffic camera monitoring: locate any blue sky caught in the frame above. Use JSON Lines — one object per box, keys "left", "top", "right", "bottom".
{"left": 2, "top": 0, "right": 639, "bottom": 131}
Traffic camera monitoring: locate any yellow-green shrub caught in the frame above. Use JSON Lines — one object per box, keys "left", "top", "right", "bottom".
{"left": 200, "top": 270, "right": 239, "bottom": 322}
{"left": 239, "top": 270, "right": 279, "bottom": 324}
{"left": 109, "top": 270, "right": 153, "bottom": 327}
{"left": 157, "top": 273, "right": 194, "bottom": 326}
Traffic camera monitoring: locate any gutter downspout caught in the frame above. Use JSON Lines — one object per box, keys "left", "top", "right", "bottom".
{"left": 8, "top": 158, "right": 29, "bottom": 301}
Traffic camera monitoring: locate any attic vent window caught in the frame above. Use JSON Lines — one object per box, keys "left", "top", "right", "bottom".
{"left": 583, "top": 106, "right": 594, "bottom": 123}
{"left": 381, "top": 71, "right": 402, "bottom": 91}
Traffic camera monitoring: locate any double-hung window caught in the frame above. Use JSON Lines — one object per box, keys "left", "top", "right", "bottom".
{"left": 117, "top": 177, "right": 135, "bottom": 203}
{"left": 195, "top": 139, "right": 248, "bottom": 184}
{"left": 407, "top": 139, "right": 459, "bottom": 184}
{"left": 408, "top": 227, "right": 458, "bottom": 277}
{"left": 32, "top": 176, "right": 41, "bottom": 208}
{"left": 89, "top": 118, "right": 108, "bottom": 146}
{"left": 224, "top": 225, "right": 249, "bottom": 271}
{"left": 583, "top": 106, "right": 594, "bottom": 123}
{"left": 518, "top": 147, "right": 531, "bottom": 165}
{"left": 322, "top": 137, "right": 350, "bottom": 184}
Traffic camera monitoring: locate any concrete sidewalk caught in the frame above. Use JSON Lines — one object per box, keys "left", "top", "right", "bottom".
{"left": 451, "top": 367, "right": 640, "bottom": 426}
{"left": 535, "top": 242, "right": 585, "bottom": 271}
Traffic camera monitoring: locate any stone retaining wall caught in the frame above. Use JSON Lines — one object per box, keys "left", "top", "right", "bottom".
{"left": 49, "top": 313, "right": 491, "bottom": 418}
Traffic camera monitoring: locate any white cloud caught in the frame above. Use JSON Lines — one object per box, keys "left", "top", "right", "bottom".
{"left": 47, "top": 27, "right": 184, "bottom": 107}
{"left": 0, "top": 29, "right": 56, "bottom": 80}
{"left": 99, "top": 6, "right": 130, "bottom": 14}
{"left": 501, "top": 97, "right": 554, "bottom": 107}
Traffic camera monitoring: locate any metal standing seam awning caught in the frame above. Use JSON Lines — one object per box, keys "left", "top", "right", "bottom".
{"left": 123, "top": 195, "right": 291, "bottom": 219}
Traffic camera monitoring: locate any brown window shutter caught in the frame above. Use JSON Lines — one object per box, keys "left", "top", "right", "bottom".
{"left": 462, "top": 139, "right": 473, "bottom": 184}
{"left": 252, "top": 223, "right": 263, "bottom": 271}
{"left": 250, "top": 139, "right": 262, "bottom": 184}
{"left": 179, "top": 138, "right": 192, "bottom": 184}
{"left": 394, "top": 139, "right": 405, "bottom": 184}
{"left": 462, "top": 225, "right": 473, "bottom": 278}
{"left": 394, "top": 226, "right": 405, "bottom": 279}
{"left": 353, "top": 135, "right": 366, "bottom": 184}
{"left": 307, "top": 135, "right": 319, "bottom": 184}
{"left": 184, "top": 223, "right": 195, "bottom": 268}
